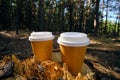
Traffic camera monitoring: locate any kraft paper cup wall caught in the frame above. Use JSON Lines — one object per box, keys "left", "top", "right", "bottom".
{"left": 29, "top": 32, "right": 54, "bottom": 62}
{"left": 57, "top": 32, "right": 90, "bottom": 76}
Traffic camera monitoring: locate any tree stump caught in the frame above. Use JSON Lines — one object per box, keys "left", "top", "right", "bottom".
{"left": 0, "top": 52, "right": 94, "bottom": 80}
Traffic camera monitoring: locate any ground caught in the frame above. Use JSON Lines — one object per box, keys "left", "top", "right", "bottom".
{"left": 0, "top": 30, "right": 120, "bottom": 80}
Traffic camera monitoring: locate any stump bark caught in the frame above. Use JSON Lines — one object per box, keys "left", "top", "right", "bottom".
{"left": 0, "top": 52, "right": 94, "bottom": 80}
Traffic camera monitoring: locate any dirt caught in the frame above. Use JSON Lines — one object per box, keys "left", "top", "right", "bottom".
{"left": 0, "top": 30, "right": 120, "bottom": 80}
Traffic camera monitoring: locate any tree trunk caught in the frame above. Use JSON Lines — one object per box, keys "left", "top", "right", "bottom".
{"left": 48, "top": 0, "right": 54, "bottom": 31}
{"left": 16, "top": 0, "right": 20, "bottom": 35}
{"left": 61, "top": 6, "right": 64, "bottom": 32}
{"left": 84, "top": 0, "right": 91, "bottom": 33}
{"left": 114, "top": 18, "right": 118, "bottom": 36}
{"left": 26, "top": 0, "right": 32, "bottom": 30}
{"left": 38, "top": 0, "right": 44, "bottom": 31}
{"left": 73, "top": 1, "right": 79, "bottom": 32}
{"left": 101, "top": 0, "right": 104, "bottom": 33}
{"left": 0, "top": 0, "right": 8, "bottom": 30}
{"left": 69, "top": 4, "right": 73, "bottom": 31}
{"left": 78, "top": 0, "right": 84, "bottom": 32}
{"left": 57, "top": 0, "right": 66, "bottom": 33}
{"left": 117, "top": 17, "right": 120, "bottom": 36}
{"left": 104, "top": 0, "right": 108, "bottom": 34}
{"left": 94, "top": 0, "right": 100, "bottom": 36}
{"left": 58, "top": 1, "right": 64, "bottom": 32}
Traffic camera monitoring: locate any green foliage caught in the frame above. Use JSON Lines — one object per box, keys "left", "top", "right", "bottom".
{"left": 100, "top": 20, "right": 120, "bottom": 37}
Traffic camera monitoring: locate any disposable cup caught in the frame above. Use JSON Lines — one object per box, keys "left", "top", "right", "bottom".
{"left": 57, "top": 32, "right": 90, "bottom": 76}
{"left": 29, "top": 32, "right": 54, "bottom": 62}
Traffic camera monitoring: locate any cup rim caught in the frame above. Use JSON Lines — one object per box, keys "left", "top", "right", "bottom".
{"left": 57, "top": 39, "right": 90, "bottom": 47}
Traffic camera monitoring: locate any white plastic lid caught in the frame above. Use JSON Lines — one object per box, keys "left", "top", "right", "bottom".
{"left": 29, "top": 31, "right": 54, "bottom": 41}
{"left": 57, "top": 32, "right": 90, "bottom": 47}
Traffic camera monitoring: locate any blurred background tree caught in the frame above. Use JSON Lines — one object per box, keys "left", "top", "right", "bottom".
{"left": 0, "top": 0, "right": 119, "bottom": 37}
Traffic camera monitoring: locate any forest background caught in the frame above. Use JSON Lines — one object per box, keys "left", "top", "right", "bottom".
{"left": 0, "top": 0, "right": 120, "bottom": 79}
{"left": 0, "top": 0, "right": 120, "bottom": 37}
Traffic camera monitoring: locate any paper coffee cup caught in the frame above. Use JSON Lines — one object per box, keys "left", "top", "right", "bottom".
{"left": 57, "top": 32, "right": 90, "bottom": 76}
{"left": 29, "top": 32, "right": 54, "bottom": 62}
